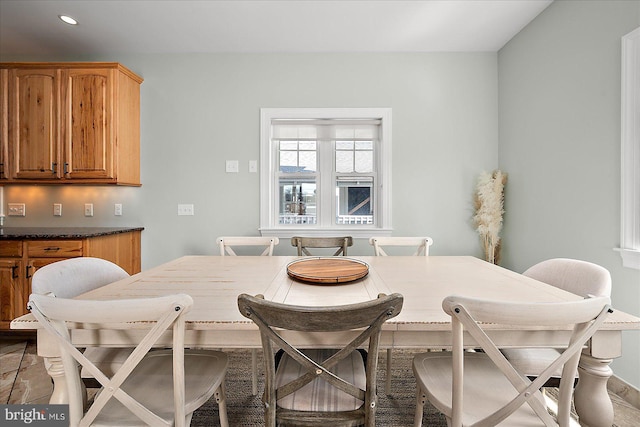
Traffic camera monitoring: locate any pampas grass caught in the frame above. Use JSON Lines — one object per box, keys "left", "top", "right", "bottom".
{"left": 473, "top": 170, "right": 507, "bottom": 264}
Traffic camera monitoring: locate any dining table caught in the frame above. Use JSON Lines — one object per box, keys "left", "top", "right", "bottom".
{"left": 11, "top": 255, "right": 640, "bottom": 427}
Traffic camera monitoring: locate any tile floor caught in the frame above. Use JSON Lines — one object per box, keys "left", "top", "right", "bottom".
{"left": 2, "top": 336, "right": 639, "bottom": 426}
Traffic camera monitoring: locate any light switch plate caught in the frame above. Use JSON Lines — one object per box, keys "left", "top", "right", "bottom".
{"left": 249, "top": 160, "right": 258, "bottom": 173}
{"left": 226, "top": 160, "right": 239, "bottom": 173}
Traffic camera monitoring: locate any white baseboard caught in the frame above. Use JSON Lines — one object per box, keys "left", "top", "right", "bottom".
{"left": 608, "top": 375, "right": 640, "bottom": 410}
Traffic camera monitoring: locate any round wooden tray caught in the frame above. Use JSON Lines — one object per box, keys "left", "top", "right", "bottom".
{"left": 287, "top": 257, "right": 369, "bottom": 285}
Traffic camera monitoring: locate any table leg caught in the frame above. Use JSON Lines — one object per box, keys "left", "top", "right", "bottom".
{"left": 574, "top": 354, "right": 614, "bottom": 427}
{"left": 43, "top": 356, "right": 68, "bottom": 404}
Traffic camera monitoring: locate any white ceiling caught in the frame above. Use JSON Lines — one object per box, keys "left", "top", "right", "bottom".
{"left": 0, "top": 0, "right": 553, "bottom": 55}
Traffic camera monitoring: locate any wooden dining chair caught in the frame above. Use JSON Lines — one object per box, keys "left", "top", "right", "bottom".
{"left": 412, "top": 295, "right": 612, "bottom": 427}
{"left": 369, "top": 236, "right": 433, "bottom": 257}
{"left": 31, "top": 257, "right": 134, "bottom": 388}
{"left": 28, "top": 293, "right": 229, "bottom": 427}
{"left": 501, "top": 258, "right": 612, "bottom": 387}
{"left": 368, "top": 236, "right": 434, "bottom": 393}
{"left": 237, "top": 292, "right": 404, "bottom": 427}
{"left": 216, "top": 236, "right": 280, "bottom": 395}
{"left": 217, "top": 236, "right": 280, "bottom": 256}
{"left": 291, "top": 236, "right": 353, "bottom": 256}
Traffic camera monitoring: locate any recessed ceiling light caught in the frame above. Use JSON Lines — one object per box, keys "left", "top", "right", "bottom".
{"left": 59, "top": 15, "right": 78, "bottom": 25}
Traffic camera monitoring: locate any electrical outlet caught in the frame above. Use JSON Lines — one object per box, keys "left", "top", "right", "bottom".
{"left": 8, "top": 203, "right": 25, "bottom": 216}
{"left": 84, "top": 203, "right": 94, "bottom": 217}
{"left": 177, "top": 204, "right": 194, "bottom": 216}
{"left": 114, "top": 203, "right": 123, "bottom": 216}
{"left": 53, "top": 203, "right": 62, "bottom": 216}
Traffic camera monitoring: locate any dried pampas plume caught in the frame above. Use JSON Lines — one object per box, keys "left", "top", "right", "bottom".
{"left": 473, "top": 170, "right": 507, "bottom": 264}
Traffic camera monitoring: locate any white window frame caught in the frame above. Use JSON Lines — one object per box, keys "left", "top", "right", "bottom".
{"left": 259, "top": 108, "right": 392, "bottom": 238}
{"left": 615, "top": 27, "right": 640, "bottom": 270}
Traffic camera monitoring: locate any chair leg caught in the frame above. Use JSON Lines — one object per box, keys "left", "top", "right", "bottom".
{"left": 251, "top": 348, "right": 258, "bottom": 395}
{"left": 386, "top": 348, "right": 393, "bottom": 394}
{"left": 414, "top": 386, "right": 426, "bottom": 427}
{"left": 215, "top": 381, "right": 229, "bottom": 427}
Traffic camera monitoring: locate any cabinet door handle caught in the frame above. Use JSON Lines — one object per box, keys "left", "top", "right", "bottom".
{"left": 11, "top": 265, "right": 18, "bottom": 279}
{"left": 26, "top": 265, "right": 33, "bottom": 279}
{"left": 44, "top": 247, "right": 61, "bottom": 252}
{"left": 52, "top": 162, "right": 57, "bottom": 174}
{"left": 64, "top": 163, "right": 69, "bottom": 174}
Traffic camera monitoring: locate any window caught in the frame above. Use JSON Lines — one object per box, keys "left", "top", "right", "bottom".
{"left": 616, "top": 27, "right": 640, "bottom": 270}
{"left": 260, "top": 108, "right": 392, "bottom": 237}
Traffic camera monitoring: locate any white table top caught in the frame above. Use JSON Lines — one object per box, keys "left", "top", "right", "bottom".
{"left": 13, "top": 255, "right": 638, "bottom": 334}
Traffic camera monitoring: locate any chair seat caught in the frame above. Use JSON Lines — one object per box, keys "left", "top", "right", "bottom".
{"left": 275, "top": 349, "right": 366, "bottom": 412}
{"left": 413, "top": 351, "right": 542, "bottom": 427}
{"left": 81, "top": 347, "right": 135, "bottom": 379}
{"left": 500, "top": 348, "right": 566, "bottom": 378}
{"left": 92, "top": 349, "right": 227, "bottom": 426}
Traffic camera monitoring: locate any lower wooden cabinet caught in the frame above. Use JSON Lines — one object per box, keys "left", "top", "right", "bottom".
{"left": 0, "top": 230, "right": 141, "bottom": 329}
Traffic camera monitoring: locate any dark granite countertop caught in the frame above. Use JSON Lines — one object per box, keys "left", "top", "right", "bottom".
{"left": 0, "top": 227, "right": 144, "bottom": 239}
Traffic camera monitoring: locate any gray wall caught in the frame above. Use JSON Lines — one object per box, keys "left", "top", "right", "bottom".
{"left": 498, "top": 0, "right": 640, "bottom": 387}
{"left": 2, "top": 52, "right": 497, "bottom": 264}
{"left": 2, "top": 0, "right": 639, "bottom": 388}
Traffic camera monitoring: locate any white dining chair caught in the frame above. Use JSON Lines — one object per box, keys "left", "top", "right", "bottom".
{"left": 501, "top": 258, "right": 612, "bottom": 386}
{"left": 28, "top": 293, "right": 229, "bottom": 427}
{"left": 217, "top": 236, "right": 280, "bottom": 256}
{"left": 31, "top": 257, "right": 134, "bottom": 387}
{"left": 413, "top": 295, "right": 612, "bottom": 427}
{"left": 369, "top": 236, "right": 434, "bottom": 394}
{"left": 216, "top": 236, "right": 280, "bottom": 395}
{"left": 369, "top": 236, "right": 433, "bottom": 257}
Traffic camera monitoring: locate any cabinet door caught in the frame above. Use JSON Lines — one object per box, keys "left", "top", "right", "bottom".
{"left": 61, "top": 68, "right": 114, "bottom": 180}
{"left": 9, "top": 68, "right": 60, "bottom": 179}
{"left": 0, "top": 259, "right": 23, "bottom": 328}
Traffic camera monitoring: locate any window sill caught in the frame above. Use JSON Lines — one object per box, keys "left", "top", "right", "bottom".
{"left": 614, "top": 248, "right": 640, "bottom": 270}
{"left": 260, "top": 228, "right": 393, "bottom": 239}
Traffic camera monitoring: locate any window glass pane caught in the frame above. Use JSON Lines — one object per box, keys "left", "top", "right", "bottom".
{"left": 299, "top": 151, "right": 316, "bottom": 172}
{"left": 355, "top": 141, "right": 373, "bottom": 150}
{"left": 336, "top": 151, "right": 354, "bottom": 173}
{"left": 279, "top": 141, "right": 316, "bottom": 173}
{"left": 279, "top": 151, "right": 297, "bottom": 169}
{"left": 279, "top": 141, "right": 298, "bottom": 150}
{"left": 335, "top": 178, "right": 374, "bottom": 225}
{"left": 355, "top": 151, "right": 373, "bottom": 173}
{"left": 336, "top": 140, "right": 354, "bottom": 150}
{"left": 279, "top": 178, "right": 317, "bottom": 225}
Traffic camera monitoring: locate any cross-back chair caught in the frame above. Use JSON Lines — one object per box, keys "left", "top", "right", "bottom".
{"left": 238, "top": 292, "right": 404, "bottom": 427}
{"left": 217, "top": 236, "right": 280, "bottom": 256}
{"left": 216, "top": 236, "right": 280, "bottom": 395}
{"left": 291, "top": 236, "right": 353, "bottom": 256}
{"left": 31, "top": 257, "right": 133, "bottom": 388}
{"left": 28, "top": 293, "right": 229, "bottom": 427}
{"left": 501, "top": 258, "right": 612, "bottom": 388}
{"left": 369, "top": 236, "right": 433, "bottom": 257}
{"left": 368, "top": 236, "right": 434, "bottom": 393}
{"left": 413, "top": 295, "right": 612, "bottom": 427}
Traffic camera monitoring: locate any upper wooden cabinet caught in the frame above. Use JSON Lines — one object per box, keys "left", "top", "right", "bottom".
{"left": 0, "top": 62, "right": 143, "bottom": 185}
